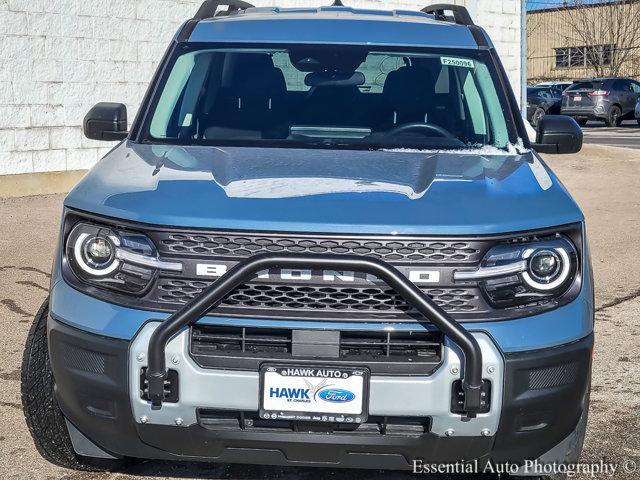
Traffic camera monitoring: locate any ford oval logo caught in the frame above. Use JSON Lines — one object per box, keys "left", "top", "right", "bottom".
{"left": 317, "top": 388, "right": 355, "bottom": 403}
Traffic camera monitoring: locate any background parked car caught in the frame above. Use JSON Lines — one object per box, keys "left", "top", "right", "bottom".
{"left": 526, "top": 86, "right": 562, "bottom": 127}
{"left": 535, "top": 81, "right": 572, "bottom": 97}
{"left": 635, "top": 97, "right": 640, "bottom": 124}
{"left": 561, "top": 78, "right": 640, "bottom": 127}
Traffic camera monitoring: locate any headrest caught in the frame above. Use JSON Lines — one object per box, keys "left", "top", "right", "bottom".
{"left": 226, "top": 53, "right": 286, "bottom": 96}
{"left": 383, "top": 65, "right": 436, "bottom": 109}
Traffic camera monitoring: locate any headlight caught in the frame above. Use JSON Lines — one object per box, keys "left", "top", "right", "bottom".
{"left": 66, "top": 222, "right": 182, "bottom": 295}
{"left": 72, "top": 230, "right": 119, "bottom": 276}
{"left": 522, "top": 247, "right": 570, "bottom": 290}
{"left": 454, "top": 236, "right": 578, "bottom": 309}
{"left": 84, "top": 237, "right": 115, "bottom": 268}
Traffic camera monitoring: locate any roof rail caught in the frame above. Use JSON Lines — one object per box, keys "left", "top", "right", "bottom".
{"left": 421, "top": 3, "right": 474, "bottom": 26}
{"left": 194, "top": 0, "right": 254, "bottom": 19}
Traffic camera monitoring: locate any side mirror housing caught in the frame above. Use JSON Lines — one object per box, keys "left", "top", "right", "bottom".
{"left": 83, "top": 103, "right": 128, "bottom": 141}
{"left": 532, "top": 115, "right": 582, "bottom": 154}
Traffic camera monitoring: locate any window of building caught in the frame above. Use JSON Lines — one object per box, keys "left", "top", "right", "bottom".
{"left": 601, "top": 45, "right": 614, "bottom": 66}
{"left": 585, "top": 46, "right": 599, "bottom": 67}
{"left": 554, "top": 45, "right": 614, "bottom": 68}
{"left": 555, "top": 48, "right": 569, "bottom": 68}
{"left": 569, "top": 47, "right": 585, "bottom": 67}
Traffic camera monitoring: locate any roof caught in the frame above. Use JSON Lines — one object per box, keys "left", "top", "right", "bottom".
{"left": 187, "top": 6, "right": 481, "bottom": 49}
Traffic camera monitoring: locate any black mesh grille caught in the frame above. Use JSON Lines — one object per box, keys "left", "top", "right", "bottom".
{"left": 152, "top": 231, "right": 483, "bottom": 264}
{"left": 62, "top": 345, "right": 105, "bottom": 374}
{"left": 529, "top": 362, "right": 579, "bottom": 390}
{"left": 157, "top": 279, "right": 481, "bottom": 314}
{"left": 139, "top": 229, "right": 496, "bottom": 320}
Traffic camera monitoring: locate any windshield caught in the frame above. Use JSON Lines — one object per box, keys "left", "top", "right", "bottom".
{"left": 567, "top": 81, "right": 603, "bottom": 91}
{"left": 528, "top": 87, "right": 556, "bottom": 99}
{"left": 145, "top": 44, "right": 516, "bottom": 151}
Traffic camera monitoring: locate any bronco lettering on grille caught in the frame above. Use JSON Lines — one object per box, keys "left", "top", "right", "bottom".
{"left": 195, "top": 264, "right": 440, "bottom": 284}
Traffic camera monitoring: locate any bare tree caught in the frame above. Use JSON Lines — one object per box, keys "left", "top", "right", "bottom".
{"left": 558, "top": 0, "right": 640, "bottom": 77}
{"left": 525, "top": 1, "right": 542, "bottom": 61}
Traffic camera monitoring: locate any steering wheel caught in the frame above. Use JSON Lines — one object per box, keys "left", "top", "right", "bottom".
{"left": 385, "top": 122, "right": 457, "bottom": 140}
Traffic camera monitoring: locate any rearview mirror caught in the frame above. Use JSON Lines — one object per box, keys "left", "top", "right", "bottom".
{"left": 532, "top": 115, "right": 582, "bottom": 154}
{"left": 83, "top": 102, "right": 128, "bottom": 141}
{"left": 305, "top": 71, "right": 365, "bottom": 88}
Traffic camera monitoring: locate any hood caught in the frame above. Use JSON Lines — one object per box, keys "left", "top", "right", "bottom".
{"left": 65, "top": 142, "right": 583, "bottom": 235}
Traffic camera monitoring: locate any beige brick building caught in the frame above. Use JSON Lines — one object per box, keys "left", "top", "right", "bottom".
{"left": 527, "top": 1, "right": 640, "bottom": 85}
{"left": 0, "top": 0, "right": 523, "bottom": 179}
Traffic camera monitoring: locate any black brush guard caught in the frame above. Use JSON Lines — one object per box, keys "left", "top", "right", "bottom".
{"left": 145, "top": 253, "right": 484, "bottom": 416}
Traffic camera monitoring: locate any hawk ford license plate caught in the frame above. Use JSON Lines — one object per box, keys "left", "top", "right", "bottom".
{"left": 259, "top": 365, "right": 369, "bottom": 424}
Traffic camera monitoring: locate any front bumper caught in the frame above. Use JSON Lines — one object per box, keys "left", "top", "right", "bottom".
{"left": 49, "top": 315, "right": 593, "bottom": 469}
{"left": 129, "top": 323, "right": 503, "bottom": 436}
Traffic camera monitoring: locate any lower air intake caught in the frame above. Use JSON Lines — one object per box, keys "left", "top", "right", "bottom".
{"left": 190, "top": 325, "right": 443, "bottom": 375}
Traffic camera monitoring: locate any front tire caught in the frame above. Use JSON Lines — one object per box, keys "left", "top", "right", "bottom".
{"left": 605, "top": 106, "right": 622, "bottom": 127}
{"left": 21, "top": 298, "right": 125, "bottom": 471}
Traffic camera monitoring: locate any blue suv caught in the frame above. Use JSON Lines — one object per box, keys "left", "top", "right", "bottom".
{"left": 21, "top": 2, "right": 592, "bottom": 475}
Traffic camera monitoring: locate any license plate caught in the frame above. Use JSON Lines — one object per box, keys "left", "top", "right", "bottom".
{"left": 259, "top": 365, "right": 369, "bottom": 424}
{"left": 574, "top": 96, "right": 582, "bottom": 101}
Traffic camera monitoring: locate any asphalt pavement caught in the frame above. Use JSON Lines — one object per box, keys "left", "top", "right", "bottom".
{"left": 581, "top": 121, "right": 640, "bottom": 149}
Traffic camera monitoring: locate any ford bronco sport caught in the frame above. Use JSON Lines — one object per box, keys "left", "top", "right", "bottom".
{"left": 21, "top": 1, "right": 592, "bottom": 475}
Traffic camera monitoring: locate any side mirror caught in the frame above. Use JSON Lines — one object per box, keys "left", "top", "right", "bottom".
{"left": 532, "top": 115, "right": 582, "bottom": 154}
{"left": 83, "top": 103, "right": 128, "bottom": 141}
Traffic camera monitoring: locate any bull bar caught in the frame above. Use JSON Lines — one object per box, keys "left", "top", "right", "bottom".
{"left": 145, "top": 253, "right": 485, "bottom": 416}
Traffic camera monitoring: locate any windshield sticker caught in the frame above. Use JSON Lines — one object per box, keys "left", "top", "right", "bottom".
{"left": 440, "top": 57, "right": 475, "bottom": 68}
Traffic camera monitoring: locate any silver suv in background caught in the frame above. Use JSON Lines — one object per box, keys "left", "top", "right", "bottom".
{"left": 561, "top": 78, "right": 640, "bottom": 126}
